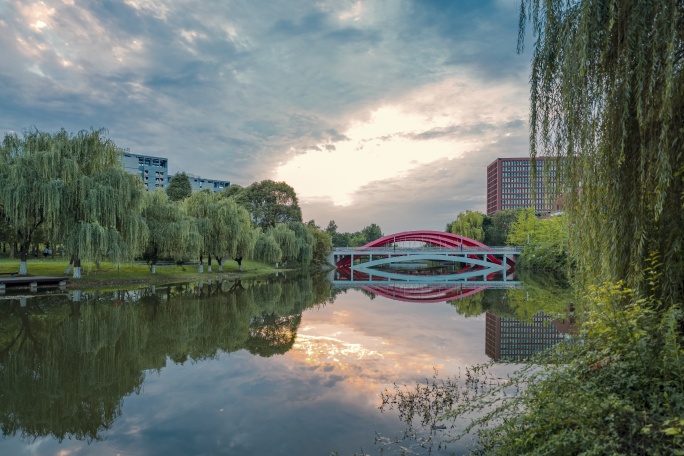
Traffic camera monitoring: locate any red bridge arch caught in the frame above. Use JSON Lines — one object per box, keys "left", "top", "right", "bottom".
{"left": 334, "top": 230, "right": 516, "bottom": 269}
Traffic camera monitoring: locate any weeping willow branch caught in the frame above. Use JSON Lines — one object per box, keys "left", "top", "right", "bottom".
{"left": 519, "top": 0, "right": 684, "bottom": 303}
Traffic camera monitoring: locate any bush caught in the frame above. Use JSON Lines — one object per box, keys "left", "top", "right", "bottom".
{"left": 381, "top": 277, "right": 684, "bottom": 455}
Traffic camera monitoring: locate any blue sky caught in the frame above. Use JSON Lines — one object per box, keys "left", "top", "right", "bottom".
{"left": 0, "top": 0, "right": 532, "bottom": 233}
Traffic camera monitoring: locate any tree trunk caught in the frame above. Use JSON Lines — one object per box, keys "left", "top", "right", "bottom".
{"left": 198, "top": 254, "right": 204, "bottom": 273}
{"left": 217, "top": 256, "right": 223, "bottom": 272}
{"left": 208, "top": 255, "right": 212, "bottom": 273}
{"left": 235, "top": 257, "right": 243, "bottom": 272}
{"left": 73, "top": 257, "right": 82, "bottom": 279}
{"left": 19, "top": 242, "right": 29, "bottom": 275}
{"left": 151, "top": 244, "right": 158, "bottom": 274}
{"left": 64, "top": 256, "right": 74, "bottom": 275}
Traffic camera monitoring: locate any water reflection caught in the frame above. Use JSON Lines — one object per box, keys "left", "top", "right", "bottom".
{"left": 0, "top": 276, "right": 331, "bottom": 444}
{"left": 485, "top": 311, "right": 574, "bottom": 361}
{"left": 0, "top": 272, "right": 575, "bottom": 455}
{"left": 337, "top": 271, "right": 577, "bottom": 362}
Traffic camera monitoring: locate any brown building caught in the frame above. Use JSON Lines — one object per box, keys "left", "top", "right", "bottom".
{"left": 486, "top": 157, "right": 560, "bottom": 216}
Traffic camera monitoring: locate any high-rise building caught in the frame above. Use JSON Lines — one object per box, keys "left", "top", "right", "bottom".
{"left": 485, "top": 311, "right": 569, "bottom": 361}
{"left": 167, "top": 173, "right": 230, "bottom": 193}
{"left": 121, "top": 153, "right": 168, "bottom": 191}
{"left": 486, "top": 157, "right": 560, "bottom": 216}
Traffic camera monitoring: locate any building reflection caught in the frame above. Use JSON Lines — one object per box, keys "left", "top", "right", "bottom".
{"left": 485, "top": 308, "right": 576, "bottom": 361}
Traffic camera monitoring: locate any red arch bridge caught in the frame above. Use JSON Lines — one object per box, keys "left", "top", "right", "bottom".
{"left": 329, "top": 230, "right": 522, "bottom": 284}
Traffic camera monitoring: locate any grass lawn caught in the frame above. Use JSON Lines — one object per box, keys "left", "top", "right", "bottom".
{"left": 0, "top": 254, "right": 279, "bottom": 290}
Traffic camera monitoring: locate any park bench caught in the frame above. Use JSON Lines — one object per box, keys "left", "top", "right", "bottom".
{"left": 0, "top": 271, "right": 18, "bottom": 277}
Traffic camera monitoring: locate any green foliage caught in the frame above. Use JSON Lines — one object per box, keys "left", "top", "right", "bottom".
{"left": 269, "top": 223, "right": 297, "bottom": 262}
{"left": 165, "top": 172, "right": 192, "bottom": 201}
{"left": 252, "top": 230, "right": 282, "bottom": 264}
{"left": 307, "top": 225, "right": 332, "bottom": 265}
{"left": 361, "top": 223, "right": 383, "bottom": 243}
{"left": 484, "top": 209, "right": 525, "bottom": 246}
{"left": 183, "top": 191, "right": 255, "bottom": 267}
{"left": 519, "top": 0, "right": 684, "bottom": 302}
{"left": 0, "top": 128, "right": 149, "bottom": 272}
{"left": 141, "top": 191, "right": 201, "bottom": 266}
{"left": 286, "top": 222, "right": 314, "bottom": 265}
{"left": 506, "top": 270, "right": 574, "bottom": 320}
{"left": 0, "top": 276, "right": 332, "bottom": 442}
{"left": 242, "top": 180, "right": 302, "bottom": 230}
{"left": 449, "top": 210, "right": 485, "bottom": 242}
{"left": 382, "top": 278, "right": 684, "bottom": 455}
{"left": 325, "top": 220, "right": 337, "bottom": 236}
{"left": 507, "top": 209, "right": 569, "bottom": 271}
{"left": 477, "top": 281, "right": 684, "bottom": 455}
{"left": 329, "top": 222, "right": 385, "bottom": 247}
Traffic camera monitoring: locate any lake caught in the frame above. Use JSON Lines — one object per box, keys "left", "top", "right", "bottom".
{"left": 0, "top": 273, "right": 572, "bottom": 455}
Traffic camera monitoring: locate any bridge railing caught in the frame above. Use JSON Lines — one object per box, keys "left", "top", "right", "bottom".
{"left": 332, "top": 246, "right": 523, "bottom": 253}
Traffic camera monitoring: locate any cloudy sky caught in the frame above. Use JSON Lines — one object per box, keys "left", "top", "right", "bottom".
{"left": 0, "top": 0, "right": 532, "bottom": 233}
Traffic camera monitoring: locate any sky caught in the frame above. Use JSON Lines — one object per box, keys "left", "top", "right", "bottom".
{"left": 0, "top": 0, "right": 533, "bottom": 234}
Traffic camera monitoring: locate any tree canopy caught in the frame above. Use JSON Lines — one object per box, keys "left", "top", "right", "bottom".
{"left": 449, "top": 210, "right": 485, "bottom": 242}
{"left": 519, "top": 0, "right": 684, "bottom": 302}
{"left": 166, "top": 172, "right": 192, "bottom": 201}
{"left": 0, "top": 128, "right": 148, "bottom": 276}
{"left": 241, "top": 180, "right": 302, "bottom": 230}
{"left": 141, "top": 190, "right": 201, "bottom": 271}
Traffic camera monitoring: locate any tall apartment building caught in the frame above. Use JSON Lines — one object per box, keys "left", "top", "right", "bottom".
{"left": 485, "top": 311, "right": 569, "bottom": 361}
{"left": 167, "top": 173, "right": 230, "bottom": 193}
{"left": 486, "top": 157, "right": 560, "bottom": 216}
{"left": 121, "top": 153, "right": 168, "bottom": 191}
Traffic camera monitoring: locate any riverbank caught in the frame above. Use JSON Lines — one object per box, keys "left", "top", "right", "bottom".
{"left": 0, "top": 256, "right": 280, "bottom": 290}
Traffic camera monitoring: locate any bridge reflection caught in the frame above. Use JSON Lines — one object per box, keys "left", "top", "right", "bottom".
{"left": 329, "top": 272, "right": 577, "bottom": 361}
{"left": 329, "top": 267, "right": 522, "bottom": 304}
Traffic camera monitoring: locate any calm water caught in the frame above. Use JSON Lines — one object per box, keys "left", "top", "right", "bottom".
{"left": 0, "top": 273, "right": 572, "bottom": 455}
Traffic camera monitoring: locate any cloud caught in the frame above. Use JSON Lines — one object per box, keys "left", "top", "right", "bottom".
{"left": 0, "top": 0, "right": 532, "bottom": 230}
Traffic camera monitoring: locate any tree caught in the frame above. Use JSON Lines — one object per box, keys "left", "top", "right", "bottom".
{"left": 361, "top": 223, "right": 383, "bottom": 244}
{"left": 519, "top": 0, "right": 684, "bottom": 302}
{"left": 325, "top": 220, "right": 338, "bottom": 236}
{"left": 0, "top": 128, "right": 148, "bottom": 277}
{"left": 141, "top": 191, "right": 201, "bottom": 273}
{"left": 269, "top": 223, "right": 297, "bottom": 267}
{"left": 449, "top": 210, "right": 486, "bottom": 242}
{"left": 307, "top": 225, "right": 332, "bottom": 265}
{"left": 184, "top": 191, "right": 255, "bottom": 272}
{"left": 221, "top": 184, "right": 249, "bottom": 207}
{"left": 166, "top": 172, "right": 192, "bottom": 201}
{"left": 242, "top": 180, "right": 302, "bottom": 230}
{"left": 484, "top": 209, "right": 525, "bottom": 246}
{"left": 252, "top": 230, "right": 282, "bottom": 265}
{"left": 287, "top": 221, "right": 314, "bottom": 265}
{"left": 507, "top": 209, "right": 569, "bottom": 270}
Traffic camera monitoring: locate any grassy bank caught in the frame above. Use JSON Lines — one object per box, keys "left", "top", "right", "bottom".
{"left": 0, "top": 255, "right": 280, "bottom": 290}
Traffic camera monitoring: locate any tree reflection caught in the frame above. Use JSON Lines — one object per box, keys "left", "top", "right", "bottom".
{"left": 0, "top": 274, "right": 331, "bottom": 442}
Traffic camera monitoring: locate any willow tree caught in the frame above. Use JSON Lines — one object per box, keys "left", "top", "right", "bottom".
{"left": 0, "top": 130, "right": 64, "bottom": 274}
{"left": 519, "top": 0, "right": 684, "bottom": 303}
{"left": 252, "top": 230, "right": 282, "bottom": 266}
{"left": 269, "top": 223, "right": 297, "bottom": 268}
{"left": 142, "top": 191, "right": 201, "bottom": 273}
{"left": 287, "top": 221, "right": 314, "bottom": 266}
{"left": 184, "top": 191, "right": 256, "bottom": 272}
{"left": 55, "top": 130, "right": 148, "bottom": 278}
{"left": 449, "top": 210, "right": 486, "bottom": 242}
